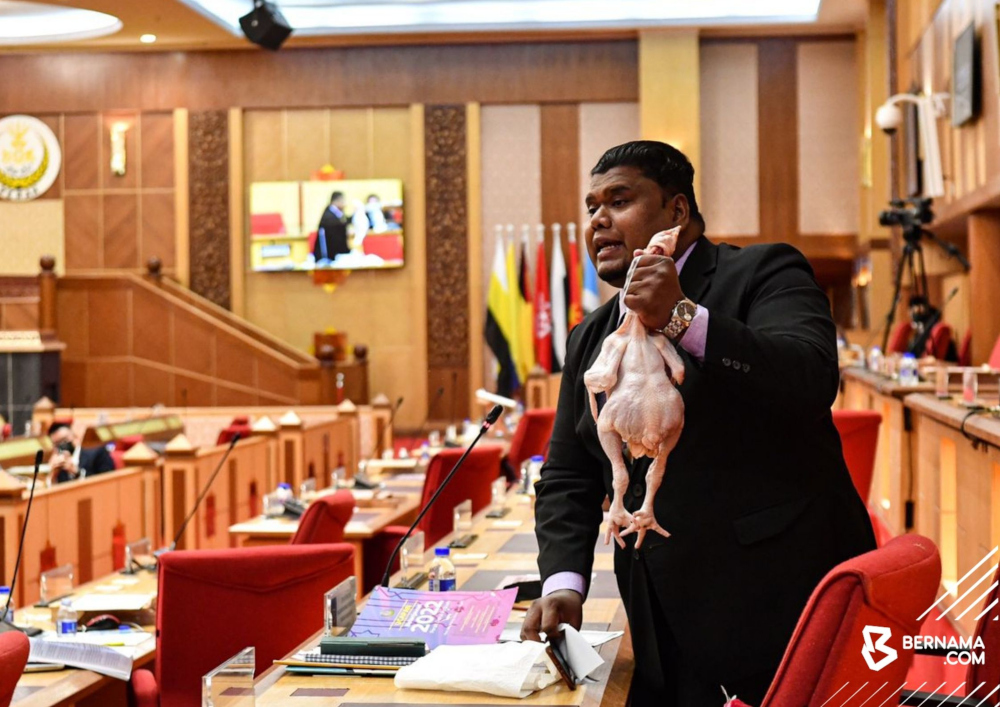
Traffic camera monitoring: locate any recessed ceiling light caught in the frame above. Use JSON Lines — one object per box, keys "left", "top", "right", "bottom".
{"left": 178, "top": 0, "right": 821, "bottom": 35}
{"left": 139, "top": 33, "right": 157, "bottom": 43}
{"left": 0, "top": 0, "right": 122, "bottom": 45}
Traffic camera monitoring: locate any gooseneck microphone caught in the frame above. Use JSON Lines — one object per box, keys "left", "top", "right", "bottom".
{"left": 0, "top": 450, "right": 43, "bottom": 635}
{"left": 167, "top": 433, "right": 241, "bottom": 552}
{"left": 380, "top": 404, "right": 503, "bottom": 587}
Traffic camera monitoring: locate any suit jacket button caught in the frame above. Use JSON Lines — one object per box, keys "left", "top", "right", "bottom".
{"left": 632, "top": 484, "right": 644, "bottom": 498}
{"left": 633, "top": 550, "right": 640, "bottom": 560}
{"left": 722, "top": 357, "right": 731, "bottom": 366}
{"left": 743, "top": 363, "right": 750, "bottom": 372}
{"left": 732, "top": 360, "right": 741, "bottom": 368}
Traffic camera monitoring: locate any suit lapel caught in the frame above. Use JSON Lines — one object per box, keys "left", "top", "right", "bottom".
{"left": 678, "top": 236, "right": 718, "bottom": 306}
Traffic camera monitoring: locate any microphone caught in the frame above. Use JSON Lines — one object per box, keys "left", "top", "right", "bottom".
{"left": 380, "top": 404, "right": 503, "bottom": 588}
{"left": 354, "top": 397, "right": 404, "bottom": 490}
{"left": 0, "top": 451, "right": 43, "bottom": 635}
{"left": 165, "top": 433, "right": 241, "bottom": 552}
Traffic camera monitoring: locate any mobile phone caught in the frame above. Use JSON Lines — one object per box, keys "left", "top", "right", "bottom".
{"left": 545, "top": 640, "right": 577, "bottom": 689}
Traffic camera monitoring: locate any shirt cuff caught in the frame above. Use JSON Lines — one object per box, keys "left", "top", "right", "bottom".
{"left": 678, "top": 305, "right": 709, "bottom": 362}
{"left": 542, "top": 572, "right": 587, "bottom": 599}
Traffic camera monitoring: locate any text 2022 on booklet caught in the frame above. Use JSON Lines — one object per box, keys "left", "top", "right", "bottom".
{"left": 349, "top": 588, "right": 517, "bottom": 650}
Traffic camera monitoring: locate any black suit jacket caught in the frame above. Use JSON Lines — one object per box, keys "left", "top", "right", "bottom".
{"left": 535, "top": 236, "right": 875, "bottom": 683}
{"left": 55, "top": 446, "right": 116, "bottom": 484}
{"left": 313, "top": 208, "right": 350, "bottom": 261}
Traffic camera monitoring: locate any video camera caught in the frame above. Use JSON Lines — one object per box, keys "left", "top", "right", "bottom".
{"left": 878, "top": 197, "right": 933, "bottom": 233}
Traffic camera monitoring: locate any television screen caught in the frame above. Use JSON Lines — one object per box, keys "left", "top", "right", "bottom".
{"left": 249, "top": 178, "right": 404, "bottom": 272}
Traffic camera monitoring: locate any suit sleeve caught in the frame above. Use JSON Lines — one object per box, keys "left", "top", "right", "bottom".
{"left": 534, "top": 326, "right": 607, "bottom": 597}
{"left": 703, "top": 244, "right": 840, "bottom": 415}
{"left": 83, "top": 447, "right": 116, "bottom": 475}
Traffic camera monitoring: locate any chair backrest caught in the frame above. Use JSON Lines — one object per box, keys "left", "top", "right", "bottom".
{"left": 958, "top": 330, "right": 972, "bottom": 366}
{"left": 506, "top": 409, "right": 557, "bottom": 470}
{"left": 989, "top": 333, "right": 1000, "bottom": 369}
{"left": 155, "top": 544, "right": 355, "bottom": 707}
{"left": 887, "top": 321, "right": 913, "bottom": 354}
{"left": 831, "top": 410, "right": 882, "bottom": 503}
{"left": 0, "top": 632, "right": 29, "bottom": 707}
{"left": 761, "top": 535, "right": 940, "bottom": 707}
{"left": 418, "top": 445, "right": 503, "bottom": 547}
{"left": 217, "top": 418, "right": 253, "bottom": 446}
{"left": 926, "top": 322, "right": 953, "bottom": 360}
{"left": 968, "top": 562, "right": 1000, "bottom": 703}
{"left": 290, "top": 490, "right": 355, "bottom": 544}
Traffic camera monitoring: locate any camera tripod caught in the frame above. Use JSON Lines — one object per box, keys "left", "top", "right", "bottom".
{"left": 880, "top": 224, "right": 970, "bottom": 352}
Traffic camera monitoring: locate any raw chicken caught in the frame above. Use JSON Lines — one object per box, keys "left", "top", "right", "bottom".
{"left": 583, "top": 227, "right": 685, "bottom": 549}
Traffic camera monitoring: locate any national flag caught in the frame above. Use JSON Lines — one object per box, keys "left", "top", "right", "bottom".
{"left": 566, "top": 223, "right": 583, "bottom": 329}
{"left": 504, "top": 229, "right": 528, "bottom": 386}
{"left": 485, "top": 232, "right": 518, "bottom": 396}
{"left": 550, "top": 224, "right": 568, "bottom": 372}
{"left": 582, "top": 241, "right": 601, "bottom": 315}
{"left": 533, "top": 226, "right": 552, "bottom": 373}
{"left": 517, "top": 230, "right": 535, "bottom": 378}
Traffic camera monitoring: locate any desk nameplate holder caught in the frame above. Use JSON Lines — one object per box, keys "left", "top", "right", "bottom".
{"left": 325, "top": 577, "right": 357, "bottom": 636}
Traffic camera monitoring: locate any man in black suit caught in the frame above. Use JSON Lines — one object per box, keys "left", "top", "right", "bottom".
{"left": 313, "top": 191, "right": 351, "bottom": 265}
{"left": 48, "top": 422, "right": 115, "bottom": 484}
{"left": 522, "top": 141, "right": 875, "bottom": 705}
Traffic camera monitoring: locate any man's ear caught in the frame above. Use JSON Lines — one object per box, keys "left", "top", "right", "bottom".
{"left": 662, "top": 192, "right": 691, "bottom": 229}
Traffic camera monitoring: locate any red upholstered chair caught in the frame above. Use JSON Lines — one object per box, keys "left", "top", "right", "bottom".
{"left": 290, "top": 490, "right": 355, "bottom": 544}
{"left": 989, "top": 334, "right": 1000, "bottom": 369}
{"left": 216, "top": 417, "right": 253, "bottom": 446}
{"left": 958, "top": 330, "right": 972, "bottom": 366}
{"left": 831, "top": 410, "right": 882, "bottom": 503}
{"left": 362, "top": 445, "right": 503, "bottom": 593}
{"left": 0, "top": 632, "right": 29, "bottom": 707}
{"left": 250, "top": 212, "right": 286, "bottom": 235}
{"left": 111, "top": 434, "right": 145, "bottom": 470}
{"left": 362, "top": 234, "right": 404, "bottom": 262}
{"left": 730, "top": 535, "right": 940, "bottom": 707}
{"left": 887, "top": 321, "right": 913, "bottom": 354}
{"left": 505, "top": 409, "right": 557, "bottom": 471}
{"left": 129, "top": 544, "right": 354, "bottom": 707}
{"left": 925, "top": 322, "right": 953, "bottom": 360}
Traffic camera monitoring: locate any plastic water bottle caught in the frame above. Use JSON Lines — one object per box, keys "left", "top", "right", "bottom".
{"left": 56, "top": 599, "right": 78, "bottom": 636}
{"left": 899, "top": 353, "right": 919, "bottom": 386}
{"left": 275, "top": 482, "right": 293, "bottom": 502}
{"left": 418, "top": 442, "right": 431, "bottom": 465}
{"left": 428, "top": 548, "right": 456, "bottom": 592}
{"left": 868, "top": 346, "right": 884, "bottom": 374}
{"left": 0, "top": 586, "right": 14, "bottom": 623}
{"left": 527, "top": 455, "right": 545, "bottom": 494}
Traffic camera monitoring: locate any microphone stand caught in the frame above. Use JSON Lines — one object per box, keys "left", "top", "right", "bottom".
{"left": 380, "top": 405, "right": 503, "bottom": 588}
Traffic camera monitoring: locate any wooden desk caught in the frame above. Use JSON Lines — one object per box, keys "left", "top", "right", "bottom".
{"left": 904, "top": 394, "right": 1000, "bottom": 637}
{"left": 12, "top": 568, "right": 158, "bottom": 707}
{"left": 229, "top": 492, "right": 422, "bottom": 593}
{"left": 252, "top": 491, "right": 630, "bottom": 707}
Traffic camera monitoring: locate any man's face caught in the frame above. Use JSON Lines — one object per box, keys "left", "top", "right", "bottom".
{"left": 50, "top": 427, "right": 75, "bottom": 451}
{"left": 584, "top": 166, "right": 679, "bottom": 287}
{"left": 332, "top": 197, "right": 345, "bottom": 210}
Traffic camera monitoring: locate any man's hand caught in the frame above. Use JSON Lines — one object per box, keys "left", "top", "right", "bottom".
{"left": 623, "top": 251, "right": 686, "bottom": 332}
{"left": 520, "top": 589, "right": 583, "bottom": 642}
{"left": 50, "top": 452, "right": 78, "bottom": 479}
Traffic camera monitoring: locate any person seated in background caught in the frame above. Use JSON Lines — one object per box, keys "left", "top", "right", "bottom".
{"left": 907, "top": 295, "right": 957, "bottom": 360}
{"left": 48, "top": 422, "right": 115, "bottom": 483}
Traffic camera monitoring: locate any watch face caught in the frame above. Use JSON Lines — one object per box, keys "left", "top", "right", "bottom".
{"left": 676, "top": 300, "right": 696, "bottom": 322}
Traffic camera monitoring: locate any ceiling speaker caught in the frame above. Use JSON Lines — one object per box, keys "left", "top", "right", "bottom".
{"left": 239, "top": 1, "right": 292, "bottom": 51}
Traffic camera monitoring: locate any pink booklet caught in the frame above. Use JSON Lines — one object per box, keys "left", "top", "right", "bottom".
{"left": 349, "top": 587, "right": 518, "bottom": 649}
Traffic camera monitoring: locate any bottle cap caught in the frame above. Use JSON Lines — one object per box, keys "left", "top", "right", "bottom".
{"left": 61, "top": 598, "right": 72, "bottom": 607}
{"left": 0, "top": 586, "right": 9, "bottom": 594}
{"left": 902, "top": 352, "right": 916, "bottom": 359}
{"left": 434, "top": 547, "right": 450, "bottom": 557}
{"left": 278, "top": 482, "right": 291, "bottom": 489}
{"left": 530, "top": 455, "right": 544, "bottom": 462}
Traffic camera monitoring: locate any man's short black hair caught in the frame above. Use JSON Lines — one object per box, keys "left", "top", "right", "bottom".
{"left": 330, "top": 191, "right": 345, "bottom": 203}
{"left": 48, "top": 421, "right": 71, "bottom": 436}
{"left": 591, "top": 140, "right": 704, "bottom": 226}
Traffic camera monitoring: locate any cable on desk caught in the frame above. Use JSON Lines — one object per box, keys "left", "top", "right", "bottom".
{"left": 960, "top": 409, "right": 987, "bottom": 451}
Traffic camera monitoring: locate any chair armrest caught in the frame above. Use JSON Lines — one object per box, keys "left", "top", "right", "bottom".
{"left": 128, "top": 668, "right": 159, "bottom": 707}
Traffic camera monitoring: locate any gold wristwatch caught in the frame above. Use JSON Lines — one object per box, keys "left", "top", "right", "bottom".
{"left": 661, "top": 298, "right": 697, "bottom": 340}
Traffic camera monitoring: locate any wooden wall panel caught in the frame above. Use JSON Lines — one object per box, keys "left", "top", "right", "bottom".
{"left": 0, "top": 43, "right": 638, "bottom": 114}
{"left": 141, "top": 192, "right": 176, "bottom": 267}
{"left": 140, "top": 112, "right": 175, "bottom": 189}
{"left": 103, "top": 194, "right": 140, "bottom": 269}
{"left": 540, "top": 104, "right": 581, "bottom": 230}
{"left": 63, "top": 195, "right": 102, "bottom": 270}
{"left": 63, "top": 115, "right": 100, "bottom": 191}
{"left": 758, "top": 40, "right": 800, "bottom": 242}
{"left": 968, "top": 210, "right": 1000, "bottom": 364}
